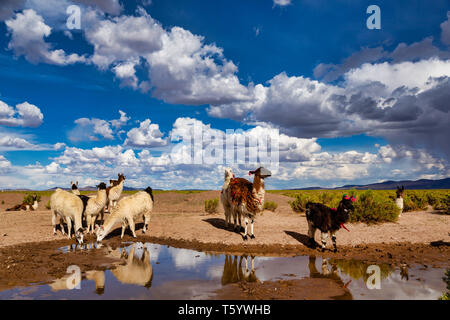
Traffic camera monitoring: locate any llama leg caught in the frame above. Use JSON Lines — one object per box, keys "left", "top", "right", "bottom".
{"left": 307, "top": 221, "right": 316, "bottom": 248}
{"left": 60, "top": 217, "right": 66, "bottom": 235}
{"left": 66, "top": 219, "right": 72, "bottom": 239}
{"left": 243, "top": 217, "right": 249, "bottom": 240}
{"left": 320, "top": 232, "right": 328, "bottom": 252}
{"left": 232, "top": 211, "right": 238, "bottom": 231}
{"left": 121, "top": 221, "right": 126, "bottom": 239}
{"left": 128, "top": 218, "right": 137, "bottom": 238}
{"left": 331, "top": 232, "right": 337, "bottom": 253}
{"left": 250, "top": 219, "right": 255, "bottom": 239}
{"left": 142, "top": 212, "right": 151, "bottom": 233}
{"left": 52, "top": 211, "right": 58, "bottom": 235}
{"left": 90, "top": 215, "right": 97, "bottom": 234}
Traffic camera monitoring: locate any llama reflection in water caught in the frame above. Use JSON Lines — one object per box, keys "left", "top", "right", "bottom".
{"left": 222, "top": 255, "right": 258, "bottom": 285}
{"left": 111, "top": 243, "right": 153, "bottom": 288}
{"left": 308, "top": 256, "right": 353, "bottom": 300}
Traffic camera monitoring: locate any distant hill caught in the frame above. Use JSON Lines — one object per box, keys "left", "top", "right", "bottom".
{"left": 290, "top": 177, "right": 450, "bottom": 190}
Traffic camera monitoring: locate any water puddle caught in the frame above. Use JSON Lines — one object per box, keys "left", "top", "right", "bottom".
{"left": 0, "top": 242, "right": 447, "bottom": 300}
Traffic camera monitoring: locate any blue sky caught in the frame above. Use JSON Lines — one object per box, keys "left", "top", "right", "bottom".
{"left": 0, "top": 0, "right": 449, "bottom": 190}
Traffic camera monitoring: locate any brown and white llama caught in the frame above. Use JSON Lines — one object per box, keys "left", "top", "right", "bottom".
{"left": 223, "top": 167, "right": 271, "bottom": 240}
{"left": 6, "top": 194, "right": 39, "bottom": 211}
{"left": 106, "top": 173, "right": 125, "bottom": 212}
{"left": 395, "top": 185, "right": 405, "bottom": 217}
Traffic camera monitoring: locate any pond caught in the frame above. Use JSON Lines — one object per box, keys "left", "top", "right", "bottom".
{"left": 0, "top": 242, "right": 447, "bottom": 300}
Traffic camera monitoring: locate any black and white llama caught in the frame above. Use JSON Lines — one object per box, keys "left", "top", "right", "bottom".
{"left": 306, "top": 194, "right": 356, "bottom": 252}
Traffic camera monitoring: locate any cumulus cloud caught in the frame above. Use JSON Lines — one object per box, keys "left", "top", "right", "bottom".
{"left": 0, "top": 156, "right": 13, "bottom": 175}
{"left": 1, "top": 117, "right": 448, "bottom": 189}
{"left": 82, "top": 8, "right": 251, "bottom": 106}
{"left": 0, "top": 135, "right": 35, "bottom": 149}
{"left": 314, "top": 38, "right": 450, "bottom": 83}
{"left": 209, "top": 59, "right": 450, "bottom": 159}
{"left": 0, "top": 100, "right": 43, "bottom": 127}
{"left": 124, "top": 119, "right": 167, "bottom": 148}
{"left": 5, "top": 9, "right": 86, "bottom": 65}
{"left": 68, "top": 110, "right": 130, "bottom": 142}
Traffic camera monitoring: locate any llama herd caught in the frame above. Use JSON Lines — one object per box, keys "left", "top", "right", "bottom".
{"left": 4, "top": 167, "right": 407, "bottom": 253}
{"left": 49, "top": 173, "right": 153, "bottom": 245}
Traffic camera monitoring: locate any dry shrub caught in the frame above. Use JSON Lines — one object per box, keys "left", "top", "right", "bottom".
{"left": 204, "top": 198, "right": 219, "bottom": 214}
{"left": 264, "top": 201, "right": 278, "bottom": 212}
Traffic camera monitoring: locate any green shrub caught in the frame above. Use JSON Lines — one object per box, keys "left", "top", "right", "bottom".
{"left": 318, "top": 192, "right": 334, "bottom": 206}
{"left": 45, "top": 201, "right": 51, "bottom": 210}
{"left": 22, "top": 193, "right": 41, "bottom": 205}
{"left": 204, "top": 198, "right": 219, "bottom": 214}
{"left": 289, "top": 193, "right": 312, "bottom": 213}
{"left": 264, "top": 201, "right": 278, "bottom": 212}
{"left": 403, "top": 191, "right": 428, "bottom": 212}
{"left": 1, "top": 200, "right": 4, "bottom": 205}
{"left": 351, "top": 190, "right": 400, "bottom": 223}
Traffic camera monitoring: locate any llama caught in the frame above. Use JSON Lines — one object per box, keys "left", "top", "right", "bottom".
{"left": 395, "top": 185, "right": 405, "bottom": 217}
{"left": 111, "top": 243, "right": 153, "bottom": 287}
{"left": 95, "top": 187, "right": 153, "bottom": 242}
{"left": 85, "top": 270, "right": 106, "bottom": 295}
{"left": 106, "top": 173, "right": 125, "bottom": 212}
{"left": 50, "top": 189, "right": 85, "bottom": 244}
{"left": 305, "top": 194, "right": 355, "bottom": 252}
{"left": 71, "top": 181, "right": 80, "bottom": 195}
{"left": 78, "top": 182, "right": 108, "bottom": 234}
{"left": 6, "top": 194, "right": 39, "bottom": 211}
{"left": 223, "top": 167, "right": 271, "bottom": 240}
{"left": 221, "top": 255, "right": 258, "bottom": 285}
{"left": 220, "top": 168, "right": 235, "bottom": 229}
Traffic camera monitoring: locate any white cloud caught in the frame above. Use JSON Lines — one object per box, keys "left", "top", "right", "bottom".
{"left": 0, "top": 100, "right": 43, "bottom": 127}
{"left": 5, "top": 9, "right": 86, "bottom": 65}
{"left": 0, "top": 135, "right": 35, "bottom": 149}
{"left": 273, "top": 0, "right": 291, "bottom": 6}
{"left": 0, "top": 155, "right": 13, "bottom": 175}
{"left": 83, "top": 8, "right": 250, "bottom": 106}
{"left": 209, "top": 59, "right": 450, "bottom": 159}
{"left": 69, "top": 110, "right": 130, "bottom": 142}
{"left": 124, "top": 119, "right": 167, "bottom": 148}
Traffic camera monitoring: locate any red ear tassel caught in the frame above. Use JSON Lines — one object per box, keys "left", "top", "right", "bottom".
{"left": 351, "top": 196, "right": 356, "bottom": 202}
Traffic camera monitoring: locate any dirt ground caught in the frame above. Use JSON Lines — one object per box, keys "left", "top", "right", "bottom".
{"left": 0, "top": 190, "right": 449, "bottom": 298}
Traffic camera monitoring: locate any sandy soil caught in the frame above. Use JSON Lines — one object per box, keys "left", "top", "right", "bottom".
{"left": 0, "top": 190, "right": 449, "bottom": 298}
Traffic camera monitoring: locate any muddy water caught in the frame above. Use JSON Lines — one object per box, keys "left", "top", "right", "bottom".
{"left": 0, "top": 242, "right": 447, "bottom": 300}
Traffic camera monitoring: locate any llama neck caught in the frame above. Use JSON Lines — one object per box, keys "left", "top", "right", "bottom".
{"left": 223, "top": 176, "right": 232, "bottom": 189}
{"left": 252, "top": 176, "right": 264, "bottom": 193}
{"left": 95, "top": 189, "right": 107, "bottom": 204}
{"left": 102, "top": 212, "right": 119, "bottom": 235}
{"left": 252, "top": 176, "right": 265, "bottom": 202}
{"left": 336, "top": 202, "right": 349, "bottom": 222}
